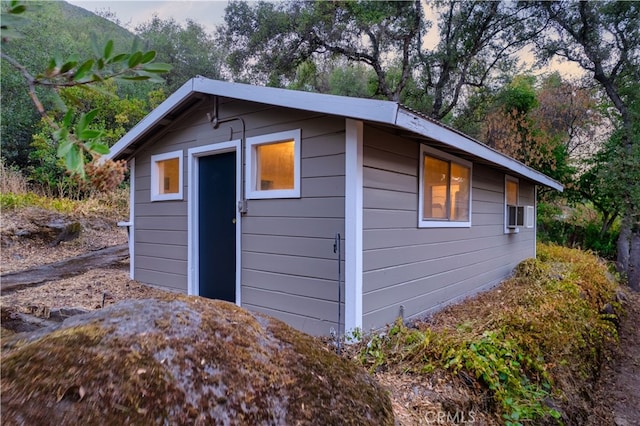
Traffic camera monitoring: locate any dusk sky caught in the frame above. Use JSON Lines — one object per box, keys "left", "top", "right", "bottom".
{"left": 67, "top": 0, "right": 229, "bottom": 33}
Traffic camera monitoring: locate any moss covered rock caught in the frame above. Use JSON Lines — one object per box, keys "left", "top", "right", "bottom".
{"left": 1, "top": 295, "right": 393, "bottom": 425}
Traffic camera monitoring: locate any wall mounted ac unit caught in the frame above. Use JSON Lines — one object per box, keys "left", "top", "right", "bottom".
{"left": 508, "top": 205, "right": 535, "bottom": 229}
{"left": 507, "top": 205, "right": 524, "bottom": 229}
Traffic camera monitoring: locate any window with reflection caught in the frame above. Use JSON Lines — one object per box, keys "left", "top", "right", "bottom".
{"left": 246, "top": 129, "right": 301, "bottom": 199}
{"left": 150, "top": 150, "right": 183, "bottom": 201}
{"left": 420, "top": 145, "right": 472, "bottom": 227}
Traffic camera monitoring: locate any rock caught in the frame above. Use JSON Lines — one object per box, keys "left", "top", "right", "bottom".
{"left": 48, "top": 221, "right": 82, "bottom": 246}
{"left": 1, "top": 295, "right": 393, "bottom": 425}
{"left": 616, "top": 290, "right": 628, "bottom": 302}
{"left": 48, "top": 307, "right": 90, "bottom": 322}
{"left": 2, "top": 208, "right": 82, "bottom": 246}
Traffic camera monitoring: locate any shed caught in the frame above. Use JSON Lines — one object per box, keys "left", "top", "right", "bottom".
{"left": 108, "top": 77, "right": 562, "bottom": 336}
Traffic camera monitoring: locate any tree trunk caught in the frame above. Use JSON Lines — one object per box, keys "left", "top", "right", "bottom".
{"left": 617, "top": 214, "right": 631, "bottom": 276}
{"left": 629, "top": 228, "right": 640, "bottom": 292}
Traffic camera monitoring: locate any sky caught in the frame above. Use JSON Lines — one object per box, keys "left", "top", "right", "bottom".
{"left": 67, "top": 0, "right": 229, "bottom": 34}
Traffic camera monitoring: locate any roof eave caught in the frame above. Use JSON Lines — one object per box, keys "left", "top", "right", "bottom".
{"left": 395, "top": 108, "right": 564, "bottom": 192}
{"left": 107, "top": 79, "right": 196, "bottom": 160}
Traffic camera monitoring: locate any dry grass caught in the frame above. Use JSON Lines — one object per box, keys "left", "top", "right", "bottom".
{"left": 0, "top": 159, "right": 28, "bottom": 194}
{"left": 354, "top": 243, "right": 622, "bottom": 425}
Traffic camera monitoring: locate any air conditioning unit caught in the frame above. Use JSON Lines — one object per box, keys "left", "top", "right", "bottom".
{"left": 525, "top": 205, "right": 535, "bottom": 228}
{"left": 507, "top": 205, "right": 525, "bottom": 229}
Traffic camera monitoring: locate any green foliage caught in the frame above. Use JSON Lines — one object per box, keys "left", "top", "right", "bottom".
{"left": 1, "top": 0, "right": 139, "bottom": 166}
{"left": 538, "top": 202, "right": 620, "bottom": 259}
{"left": 1, "top": 1, "right": 170, "bottom": 180}
{"left": 357, "top": 244, "right": 620, "bottom": 424}
{"left": 135, "top": 16, "right": 225, "bottom": 92}
{"left": 0, "top": 191, "right": 76, "bottom": 213}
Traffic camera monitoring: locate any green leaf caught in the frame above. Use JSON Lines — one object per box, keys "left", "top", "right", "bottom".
{"left": 127, "top": 51, "right": 143, "bottom": 68}
{"left": 84, "top": 108, "right": 99, "bottom": 124}
{"left": 10, "top": 5, "right": 26, "bottom": 14}
{"left": 89, "top": 142, "right": 110, "bottom": 155}
{"left": 73, "top": 59, "right": 94, "bottom": 81}
{"left": 80, "top": 129, "right": 102, "bottom": 140}
{"left": 110, "top": 53, "right": 129, "bottom": 64}
{"left": 76, "top": 109, "right": 99, "bottom": 136}
{"left": 90, "top": 33, "right": 101, "bottom": 57}
{"left": 64, "top": 145, "right": 84, "bottom": 177}
{"left": 57, "top": 138, "right": 74, "bottom": 157}
{"left": 62, "top": 109, "right": 74, "bottom": 128}
{"left": 141, "top": 62, "right": 172, "bottom": 73}
{"left": 103, "top": 40, "right": 114, "bottom": 60}
{"left": 119, "top": 75, "right": 150, "bottom": 81}
{"left": 130, "top": 36, "right": 141, "bottom": 53}
{"left": 60, "top": 60, "right": 77, "bottom": 74}
{"left": 132, "top": 71, "right": 164, "bottom": 84}
{"left": 140, "top": 50, "right": 156, "bottom": 64}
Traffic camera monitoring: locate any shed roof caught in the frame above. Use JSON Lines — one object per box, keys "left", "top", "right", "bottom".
{"left": 108, "top": 77, "right": 562, "bottom": 191}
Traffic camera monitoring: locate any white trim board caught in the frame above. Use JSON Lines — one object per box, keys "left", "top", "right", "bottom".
{"left": 187, "top": 140, "right": 242, "bottom": 307}
{"left": 345, "top": 119, "right": 364, "bottom": 333}
{"left": 128, "top": 157, "right": 135, "bottom": 279}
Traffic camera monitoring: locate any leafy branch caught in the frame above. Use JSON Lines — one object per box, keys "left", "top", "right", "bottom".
{"left": 0, "top": 0, "right": 171, "bottom": 181}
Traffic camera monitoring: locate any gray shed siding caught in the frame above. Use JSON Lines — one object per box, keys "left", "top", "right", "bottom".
{"left": 132, "top": 98, "right": 345, "bottom": 336}
{"left": 361, "top": 125, "right": 536, "bottom": 331}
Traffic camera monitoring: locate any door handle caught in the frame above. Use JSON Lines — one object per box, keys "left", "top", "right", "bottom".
{"left": 232, "top": 218, "right": 237, "bottom": 224}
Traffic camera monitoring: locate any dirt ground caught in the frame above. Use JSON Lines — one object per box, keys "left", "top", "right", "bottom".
{"left": 1, "top": 214, "right": 639, "bottom": 425}
{"left": 587, "top": 290, "right": 640, "bottom": 426}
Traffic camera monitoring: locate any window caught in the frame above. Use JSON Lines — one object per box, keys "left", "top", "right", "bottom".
{"left": 505, "top": 176, "right": 523, "bottom": 231}
{"left": 419, "top": 145, "right": 472, "bottom": 228}
{"left": 150, "top": 150, "right": 183, "bottom": 201}
{"left": 246, "top": 129, "right": 301, "bottom": 199}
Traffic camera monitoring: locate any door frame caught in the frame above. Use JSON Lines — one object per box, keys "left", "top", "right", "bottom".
{"left": 187, "top": 140, "right": 242, "bottom": 306}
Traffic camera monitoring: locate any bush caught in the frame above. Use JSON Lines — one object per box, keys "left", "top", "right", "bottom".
{"left": 357, "top": 244, "right": 621, "bottom": 425}
{"left": 537, "top": 202, "right": 619, "bottom": 259}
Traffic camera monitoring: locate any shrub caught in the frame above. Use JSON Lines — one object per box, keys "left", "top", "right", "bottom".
{"left": 358, "top": 244, "right": 621, "bottom": 425}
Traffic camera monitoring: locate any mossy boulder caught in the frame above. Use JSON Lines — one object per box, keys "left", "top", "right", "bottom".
{"left": 1, "top": 295, "right": 393, "bottom": 425}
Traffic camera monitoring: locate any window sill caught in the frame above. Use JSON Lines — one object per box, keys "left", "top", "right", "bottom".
{"left": 419, "top": 220, "right": 471, "bottom": 228}
{"left": 150, "top": 194, "right": 183, "bottom": 202}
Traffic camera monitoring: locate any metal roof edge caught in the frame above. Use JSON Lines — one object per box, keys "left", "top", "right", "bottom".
{"left": 395, "top": 107, "right": 563, "bottom": 191}
{"left": 107, "top": 77, "right": 563, "bottom": 191}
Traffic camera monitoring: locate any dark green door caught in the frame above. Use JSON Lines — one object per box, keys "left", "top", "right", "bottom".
{"left": 198, "top": 152, "right": 236, "bottom": 302}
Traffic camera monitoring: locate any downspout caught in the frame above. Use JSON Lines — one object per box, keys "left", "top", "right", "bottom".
{"left": 207, "top": 96, "right": 248, "bottom": 214}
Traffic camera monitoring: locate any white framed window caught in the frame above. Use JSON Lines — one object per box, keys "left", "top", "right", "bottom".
{"left": 505, "top": 175, "right": 522, "bottom": 232}
{"left": 150, "top": 150, "right": 183, "bottom": 201}
{"left": 419, "top": 145, "right": 472, "bottom": 228}
{"left": 246, "top": 129, "right": 301, "bottom": 199}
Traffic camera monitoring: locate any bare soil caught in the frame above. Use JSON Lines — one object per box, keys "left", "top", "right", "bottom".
{"left": 1, "top": 207, "right": 639, "bottom": 425}
{"left": 587, "top": 290, "right": 640, "bottom": 426}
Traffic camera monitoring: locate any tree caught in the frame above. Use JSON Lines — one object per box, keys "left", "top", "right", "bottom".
{"left": 221, "top": 0, "right": 537, "bottom": 119}
{"left": 462, "top": 73, "right": 600, "bottom": 190}
{"left": 1, "top": 1, "right": 171, "bottom": 190}
{"left": 135, "top": 16, "right": 226, "bottom": 92}
{"left": 528, "top": 0, "right": 640, "bottom": 289}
